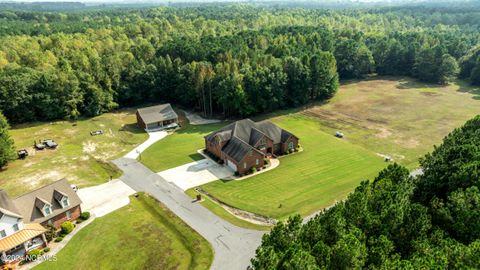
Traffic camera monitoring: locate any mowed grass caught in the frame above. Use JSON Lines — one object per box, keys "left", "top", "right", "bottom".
{"left": 141, "top": 121, "right": 227, "bottom": 172}
{"left": 35, "top": 193, "right": 213, "bottom": 270}
{"left": 304, "top": 77, "right": 480, "bottom": 168}
{"left": 1, "top": 110, "right": 147, "bottom": 196}
{"left": 201, "top": 115, "right": 386, "bottom": 219}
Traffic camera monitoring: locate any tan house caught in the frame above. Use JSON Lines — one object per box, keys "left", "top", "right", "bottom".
{"left": 205, "top": 119, "right": 299, "bottom": 175}
{"left": 136, "top": 104, "right": 178, "bottom": 131}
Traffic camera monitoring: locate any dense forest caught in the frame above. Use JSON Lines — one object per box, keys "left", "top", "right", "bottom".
{"left": 0, "top": 4, "right": 479, "bottom": 124}
{"left": 252, "top": 115, "right": 480, "bottom": 269}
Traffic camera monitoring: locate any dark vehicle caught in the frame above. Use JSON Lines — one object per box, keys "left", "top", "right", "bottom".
{"left": 17, "top": 149, "right": 28, "bottom": 159}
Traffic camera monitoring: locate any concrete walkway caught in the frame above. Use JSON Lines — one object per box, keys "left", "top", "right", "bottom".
{"left": 124, "top": 130, "right": 168, "bottom": 159}
{"left": 113, "top": 157, "right": 264, "bottom": 270}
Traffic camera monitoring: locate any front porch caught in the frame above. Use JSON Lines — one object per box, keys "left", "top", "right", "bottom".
{"left": 0, "top": 224, "right": 47, "bottom": 265}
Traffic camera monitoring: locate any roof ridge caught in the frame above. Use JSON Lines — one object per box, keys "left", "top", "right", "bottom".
{"left": 13, "top": 178, "right": 67, "bottom": 199}
{"left": 231, "top": 135, "right": 264, "bottom": 155}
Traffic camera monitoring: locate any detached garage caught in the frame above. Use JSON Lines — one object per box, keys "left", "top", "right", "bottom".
{"left": 136, "top": 104, "right": 179, "bottom": 131}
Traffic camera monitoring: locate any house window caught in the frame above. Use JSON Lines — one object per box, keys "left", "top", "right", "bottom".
{"left": 244, "top": 163, "right": 247, "bottom": 169}
{"left": 44, "top": 205, "right": 52, "bottom": 216}
{"left": 256, "top": 159, "right": 259, "bottom": 165}
{"left": 12, "top": 224, "right": 19, "bottom": 232}
{"left": 288, "top": 142, "right": 294, "bottom": 150}
{"left": 0, "top": 230, "right": 6, "bottom": 238}
{"left": 66, "top": 211, "right": 72, "bottom": 220}
{"left": 61, "top": 197, "right": 70, "bottom": 208}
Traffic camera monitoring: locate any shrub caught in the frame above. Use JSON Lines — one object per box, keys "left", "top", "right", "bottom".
{"left": 26, "top": 249, "right": 44, "bottom": 261}
{"left": 251, "top": 167, "right": 257, "bottom": 174}
{"left": 263, "top": 158, "right": 269, "bottom": 165}
{"left": 61, "top": 221, "right": 75, "bottom": 235}
{"left": 76, "top": 219, "right": 83, "bottom": 224}
{"left": 55, "top": 236, "right": 64, "bottom": 242}
{"left": 80, "top": 211, "right": 91, "bottom": 220}
{"left": 44, "top": 225, "right": 56, "bottom": 242}
{"left": 43, "top": 247, "right": 50, "bottom": 253}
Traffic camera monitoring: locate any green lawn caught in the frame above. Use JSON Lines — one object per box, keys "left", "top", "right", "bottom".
{"left": 35, "top": 193, "right": 213, "bottom": 270}
{"left": 141, "top": 122, "right": 227, "bottom": 172}
{"left": 1, "top": 110, "right": 147, "bottom": 197}
{"left": 200, "top": 115, "right": 386, "bottom": 219}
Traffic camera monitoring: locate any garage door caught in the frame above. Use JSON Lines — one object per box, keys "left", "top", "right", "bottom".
{"left": 226, "top": 159, "right": 237, "bottom": 171}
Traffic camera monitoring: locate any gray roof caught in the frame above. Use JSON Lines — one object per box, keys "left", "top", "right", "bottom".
{"left": 206, "top": 119, "right": 296, "bottom": 145}
{"left": 13, "top": 179, "right": 82, "bottom": 224}
{"left": 137, "top": 104, "right": 178, "bottom": 124}
{"left": 222, "top": 137, "right": 262, "bottom": 163}
{"left": 205, "top": 118, "right": 297, "bottom": 162}
{"left": 0, "top": 190, "right": 22, "bottom": 219}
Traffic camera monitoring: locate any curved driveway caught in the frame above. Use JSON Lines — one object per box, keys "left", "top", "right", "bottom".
{"left": 113, "top": 157, "right": 264, "bottom": 270}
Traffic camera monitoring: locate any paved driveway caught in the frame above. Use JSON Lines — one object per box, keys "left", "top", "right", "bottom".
{"left": 158, "top": 159, "right": 234, "bottom": 190}
{"left": 124, "top": 130, "right": 168, "bottom": 159}
{"left": 77, "top": 179, "right": 136, "bottom": 217}
{"left": 113, "top": 158, "right": 264, "bottom": 270}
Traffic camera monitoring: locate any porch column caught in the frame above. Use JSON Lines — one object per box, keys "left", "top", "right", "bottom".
{"left": 1, "top": 251, "right": 6, "bottom": 262}
{"left": 41, "top": 233, "right": 48, "bottom": 244}
{"left": 23, "top": 241, "right": 29, "bottom": 253}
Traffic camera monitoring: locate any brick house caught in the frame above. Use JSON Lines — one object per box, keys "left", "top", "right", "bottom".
{"left": 205, "top": 119, "right": 299, "bottom": 175}
{"left": 13, "top": 179, "right": 82, "bottom": 230}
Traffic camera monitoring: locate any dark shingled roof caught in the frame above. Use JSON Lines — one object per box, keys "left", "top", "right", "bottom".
{"left": 222, "top": 137, "right": 262, "bottom": 162}
{"left": 137, "top": 104, "right": 178, "bottom": 124}
{"left": 205, "top": 118, "right": 297, "bottom": 162}
{"left": 0, "top": 190, "right": 22, "bottom": 219}
{"left": 13, "top": 179, "right": 82, "bottom": 224}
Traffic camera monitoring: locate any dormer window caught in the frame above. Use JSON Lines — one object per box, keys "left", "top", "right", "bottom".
{"left": 43, "top": 204, "right": 52, "bottom": 216}
{"left": 61, "top": 196, "right": 70, "bottom": 208}
{"left": 54, "top": 190, "right": 69, "bottom": 209}
{"left": 0, "top": 230, "right": 6, "bottom": 238}
{"left": 12, "top": 224, "right": 19, "bottom": 232}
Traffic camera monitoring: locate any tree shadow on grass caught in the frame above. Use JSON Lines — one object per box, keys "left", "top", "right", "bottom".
{"left": 456, "top": 81, "right": 480, "bottom": 100}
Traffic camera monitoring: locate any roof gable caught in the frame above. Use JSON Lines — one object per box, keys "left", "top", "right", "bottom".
{"left": 137, "top": 104, "right": 178, "bottom": 124}
{"left": 0, "top": 190, "right": 22, "bottom": 219}
{"left": 13, "top": 179, "right": 82, "bottom": 223}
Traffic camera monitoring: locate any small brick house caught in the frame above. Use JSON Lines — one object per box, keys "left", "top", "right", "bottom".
{"left": 205, "top": 119, "right": 299, "bottom": 175}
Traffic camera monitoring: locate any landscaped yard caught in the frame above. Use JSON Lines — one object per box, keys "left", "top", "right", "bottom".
{"left": 0, "top": 110, "right": 147, "bottom": 196}
{"left": 34, "top": 193, "right": 213, "bottom": 270}
{"left": 303, "top": 77, "right": 480, "bottom": 168}
{"left": 201, "top": 114, "right": 386, "bottom": 219}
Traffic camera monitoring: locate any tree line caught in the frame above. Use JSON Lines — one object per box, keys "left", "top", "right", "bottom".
{"left": 0, "top": 5, "right": 479, "bottom": 124}
{"left": 252, "top": 115, "right": 480, "bottom": 269}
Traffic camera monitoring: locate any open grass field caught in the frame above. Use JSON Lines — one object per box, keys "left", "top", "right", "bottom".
{"left": 0, "top": 110, "right": 147, "bottom": 197}
{"left": 35, "top": 193, "right": 213, "bottom": 270}
{"left": 303, "top": 77, "right": 480, "bottom": 168}
{"left": 201, "top": 114, "right": 386, "bottom": 219}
